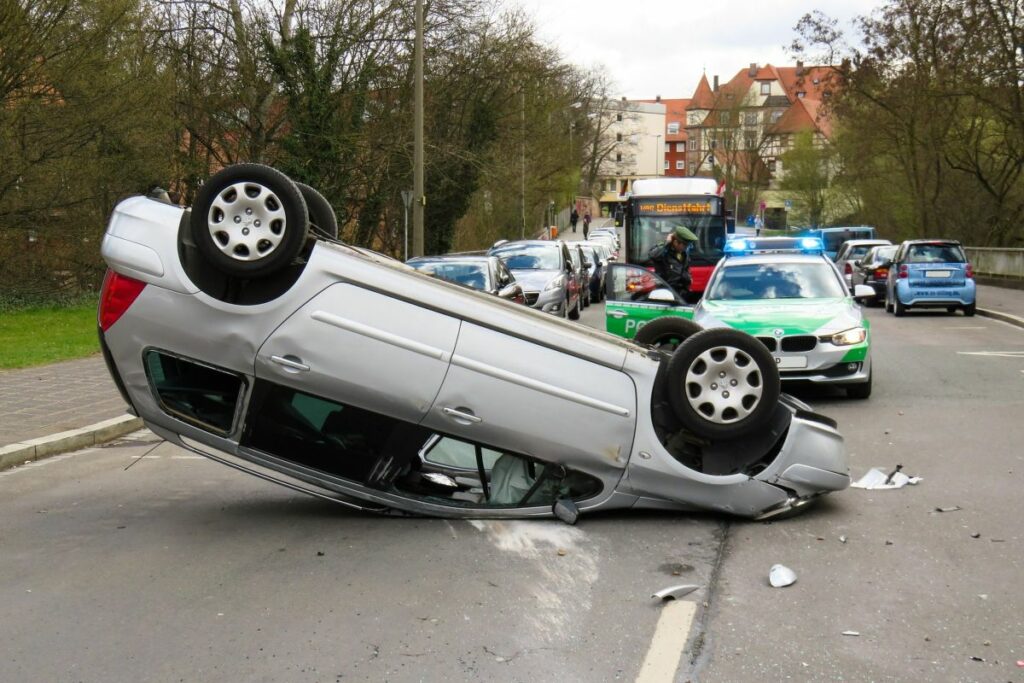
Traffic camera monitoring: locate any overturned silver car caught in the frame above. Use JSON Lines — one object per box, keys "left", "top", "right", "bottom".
{"left": 98, "top": 164, "right": 849, "bottom": 521}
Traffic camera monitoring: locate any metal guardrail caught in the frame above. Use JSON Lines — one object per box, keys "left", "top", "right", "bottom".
{"left": 965, "top": 247, "right": 1024, "bottom": 280}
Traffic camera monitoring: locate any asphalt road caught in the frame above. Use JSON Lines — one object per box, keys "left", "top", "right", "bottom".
{"left": 2, "top": 232, "right": 1023, "bottom": 681}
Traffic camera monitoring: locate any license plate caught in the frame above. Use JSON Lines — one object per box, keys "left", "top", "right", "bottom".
{"left": 925, "top": 270, "right": 951, "bottom": 278}
{"left": 775, "top": 356, "right": 808, "bottom": 369}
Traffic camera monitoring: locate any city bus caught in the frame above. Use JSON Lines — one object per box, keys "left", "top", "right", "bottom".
{"left": 800, "top": 226, "right": 877, "bottom": 260}
{"left": 624, "top": 178, "right": 731, "bottom": 300}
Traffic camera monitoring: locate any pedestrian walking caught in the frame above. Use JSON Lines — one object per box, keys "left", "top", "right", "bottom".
{"left": 583, "top": 211, "right": 591, "bottom": 240}
{"left": 570, "top": 207, "right": 579, "bottom": 233}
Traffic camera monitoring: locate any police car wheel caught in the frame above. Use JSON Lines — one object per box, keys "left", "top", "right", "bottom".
{"left": 634, "top": 317, "right": 703, "bottom": 353}
{"left": 666, "top": 328, "right": 781, "bottom": 440}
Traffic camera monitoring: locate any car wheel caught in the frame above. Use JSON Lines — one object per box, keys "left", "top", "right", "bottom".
{"left": 665, "top": 328, "right": 781, "bottom": 440}
{"left": 845, "top": 369, "right": 872, "bottom": 399}
{"left": 894, "top": 297, "right": 907, "bottom": 317}
{"left": 190, "top": 164, "right": 309, "bottom": 278}
{"left": 634, "top": 317, "right": 703, "bottom": 353}
{"left": 295, "top": 182, "right": 338, "bottom": 240}
{"left": 568, "top": 295, "right": 581, "bottom": 320}
{"left": 963, "top": 303, "right": 976, "bottom": 317}
{"left": 885, "top": 292, "right": 894, "bottom": 313}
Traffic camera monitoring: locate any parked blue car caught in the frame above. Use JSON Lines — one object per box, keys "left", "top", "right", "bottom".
{"left": 885, "top": 239, "right": 976, "bottom": 316}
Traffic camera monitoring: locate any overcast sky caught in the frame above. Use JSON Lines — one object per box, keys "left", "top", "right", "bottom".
{"left": 503, "top": 0, "right": 886, "bottom": 99}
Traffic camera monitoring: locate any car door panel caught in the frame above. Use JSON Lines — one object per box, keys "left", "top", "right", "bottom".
{"left": 255, "top": 282, "right": 460, "bottom": 423}
{"left": 421, "top": 321, "right": 637, "bottom": 476}
{"left": 604, "top": 263, "right": 694, "bottom": 339}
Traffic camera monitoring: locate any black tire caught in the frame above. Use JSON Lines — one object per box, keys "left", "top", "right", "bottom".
{"left": 568, "top": 295, "right": 581, "bottom": 320}
{"left": 885, "top": 293, "right": 894, "bottom": 314}
{"left": 634, "top": 317, "right": 703, "bottom": 353}
{"left": 190, "top": 164, "right": 309, "bottom": 278}
{"left": 665, "top": 328, "right": 781, "bottom": 440}
{"left": 846, "top": 368, "right": 872, "bottom": 399}
{"left": 295, "top": 182, "right": 338, "bottom": 240}
{"left": 964, "top": 302, "right": 976, "bottom": 317}
{"left": 894, "top": 297, "right": 907, "bottom": 317}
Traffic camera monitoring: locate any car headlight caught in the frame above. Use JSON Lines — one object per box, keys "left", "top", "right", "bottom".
{"left": 826, "top": 327, "right": 867, "bottom": 346}
{"left": 543, "top": 275, "right": 565, "bottom": 291}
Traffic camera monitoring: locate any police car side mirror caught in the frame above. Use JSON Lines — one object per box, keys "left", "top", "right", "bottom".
{"left": 648, "top": 288, "right": 677, "bottom": 304}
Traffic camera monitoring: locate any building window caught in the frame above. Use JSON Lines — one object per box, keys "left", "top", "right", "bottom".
{"left": 744, "top": 112, "right": 758, "bottom": 127}
{"left": 688, "top": 163, "right": 696, "bottom": 175}
{"left": 796, "top": 91, "right": 806, "bottom": 99}
{"left": 688, "top": 139, "right": 697, "bottom": 150}
{"left": 760, "top": 82, "right": 770, "bottom": 95}
{"left": 664, "top": 159, "right": 669, "bottom": 170}
{"left": 616, "top": 113, "right": 623, "bottom": 122}
{"left": 771, "top": 110, "right": 783, "bottom": 123}
{"left": 709, "top": 140, "right": 717, "bottom": 149}
{"left": 676, "top": 160, "right": 684, "bottom": 170}
{"left": 667, "top": 122, "right": 680, "bottom": 134}
{"left": 616, "top": 152, "right": 622, "bottom": 162}
{"left": 745, "top": 133, "right": 757, "bottom": 149}
{"left": 768, "top": 159, "right": 777, "bottom": 173}
{"left": 676, "top": 142, "right": 685, "bottom": 152}
{"left": 720, "top": 112, "right": 730, "bottom": 124}
{"left": 616, "top": 133, "right": 622, "bottom": 142}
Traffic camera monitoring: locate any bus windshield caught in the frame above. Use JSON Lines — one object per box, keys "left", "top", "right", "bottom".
{"left": 631, "top": 212, "right": 725, "bottom": 266}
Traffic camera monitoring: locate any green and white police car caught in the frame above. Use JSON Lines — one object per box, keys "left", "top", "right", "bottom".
{"left": 605, "top": 236, "right": 876, "bottom": 398}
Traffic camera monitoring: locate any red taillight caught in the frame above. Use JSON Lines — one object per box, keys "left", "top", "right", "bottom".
{"left": 99, "top": 269, "right": 146, "bottom": 332}
{"left": 966, "top": 264, "right": 974, "bottom": 279}
{"left": 898, "top": 264, "right": 908, "bottom": 279}
{"left": 873, "top": 268, "right": 889, "bottom": 280}
{"left": 844, "top": 262, "right": 853, "bottom": 275}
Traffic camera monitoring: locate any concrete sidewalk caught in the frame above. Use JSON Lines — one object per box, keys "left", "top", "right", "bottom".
{"left": 1, "top": 279, "right": 1022, "bottom": 471}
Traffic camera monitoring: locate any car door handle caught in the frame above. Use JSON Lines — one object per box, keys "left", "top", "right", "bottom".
{"left": 271, "top": 355, "right": 310, "bottom": 373}
{"left": 608, "top": 309, "right": 627, "bottom": 318}
{"left": 442, "top": 407, "right": 482, "bottom": 424}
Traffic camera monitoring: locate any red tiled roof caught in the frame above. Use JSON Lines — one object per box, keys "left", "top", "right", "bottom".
{"left": 769, "top": 97, "right": 832, "bottom": 137}
{"left": 686, "top": 75, "right": 715, "bottom": 110}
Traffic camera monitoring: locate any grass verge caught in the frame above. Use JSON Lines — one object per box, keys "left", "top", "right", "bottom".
{"left": 0, "top": 301, "right": 99, "bottom": 369}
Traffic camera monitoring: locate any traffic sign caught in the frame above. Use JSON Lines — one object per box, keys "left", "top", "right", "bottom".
{"left": 784, "top": 199, "right": 792, "bottom": 209}
{"left": 759, "top": 200, "right": 766, "bottom": 210}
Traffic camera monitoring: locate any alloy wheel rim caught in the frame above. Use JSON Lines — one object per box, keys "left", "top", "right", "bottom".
{"left": 207, "top": 181, "right": 287, "bottom": 262}
{"left": 684, "top": 345, "right": 763, "bottom": 424}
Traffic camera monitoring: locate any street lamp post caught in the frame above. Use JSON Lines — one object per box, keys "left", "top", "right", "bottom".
{"left": 412, "top": 0, "right": 425, "bottom": 257}
{"left": 655, "top": 134, "right": 662, "bottom": 176}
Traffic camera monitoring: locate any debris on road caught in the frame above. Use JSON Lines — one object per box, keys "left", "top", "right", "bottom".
{"left": 969, "top": 656, "right": 984, "bottom": 662}
{"left": 932, "top": 506, "right": 962, "bottom": 513}
{"left": 841, "top": 630, "right": 860, "bottom": 637}
{"left": 851, "top": 466, "right": 922, "bottom": 490}
{"left": 839, "top": 535, "right": 848, "bottom": 544}
{"left": 651, "top": 584, "right": 700, "bottom": 601}
{"left": 970, "top": 532, "right": 981, "bottom": 539}
{"left": 769, "top": 564, "right": 797, "bottom": 588}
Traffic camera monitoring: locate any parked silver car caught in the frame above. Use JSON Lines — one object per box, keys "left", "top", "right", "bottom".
{"left": 98, "top": 164, "right": 849, "bottom": 521}
{"left": 488, "top": 240, "right": 581, "bottom": 319}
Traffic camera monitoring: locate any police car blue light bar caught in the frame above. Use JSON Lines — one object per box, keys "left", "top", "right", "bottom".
{"left": 724, "top": 236, "right": 824, "bottom": 255}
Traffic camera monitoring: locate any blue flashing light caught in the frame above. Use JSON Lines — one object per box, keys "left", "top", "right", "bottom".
{"left": 800, "top": 237, "right": 824, "bottom": 252}
{"left": 724, "top": 239, "right": 748, "bottom": 254}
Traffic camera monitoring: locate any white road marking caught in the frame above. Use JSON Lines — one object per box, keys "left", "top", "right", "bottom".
{"left": 130, "top": 455, "right": 162, "bottom": 459}
{"left": 170, "top": 455, "right": 205, "bottom": 460}
{"left": 635, "top": 600, "right": 698, "bottom": 683}
{"left": 956, "top": 350, "right": 1024, "bottom": 358}
{"left": 946, "top": 326, "right": 987, "bottom": 330}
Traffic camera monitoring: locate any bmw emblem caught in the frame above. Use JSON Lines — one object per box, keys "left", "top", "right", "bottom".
{"left": 773, "top": 328, "right": 784, "bottom": 337}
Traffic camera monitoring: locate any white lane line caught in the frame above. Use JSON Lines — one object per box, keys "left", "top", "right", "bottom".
{"left": 635, "top": 600, "right": 698, "bottom": 683}
{"left": 957, "top": 350, "right": 1024, "bottom": 358}
{"left": 947, "top": 326, "right": 987, "bottom": 330}
{"left": 170, "top": 455, "right": 205, "bottom": 460}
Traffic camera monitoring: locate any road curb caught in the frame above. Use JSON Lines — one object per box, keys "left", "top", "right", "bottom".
{"left": 0, "top": 414, "right": 143, "bottom": 472}
{"left": 977, "top": 307, "right": 1024, "bottom": 330}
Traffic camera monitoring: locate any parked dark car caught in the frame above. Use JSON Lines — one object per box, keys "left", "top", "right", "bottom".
{"left": 885, "top": 240, "right": 977, "bottom": 316}
{"left": 850, "top": 245, "right": 897, "bottom": 305}
{"left": 834, "top": 239, "right": 892, "bottom": 286}
{"left": 406, "top": 255, "right": 525, "bottom": 304}
{"left": 579, "top": 242, "right": 607, "bottom": 303}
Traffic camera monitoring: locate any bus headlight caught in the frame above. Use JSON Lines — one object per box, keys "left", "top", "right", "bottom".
{"left": 543, "top": 275, "right": 566, "bottom": 291}
{"left": 827, "top": 327, "right": 867, "bottom": 346}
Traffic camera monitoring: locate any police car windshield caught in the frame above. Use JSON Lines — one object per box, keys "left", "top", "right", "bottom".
{"left": 706, "top": 262, "right": 846, "bottom": 300}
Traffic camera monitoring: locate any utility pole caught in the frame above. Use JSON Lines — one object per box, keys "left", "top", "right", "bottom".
{"left": 412, "top": 0, "right": 425, "bottom": 257}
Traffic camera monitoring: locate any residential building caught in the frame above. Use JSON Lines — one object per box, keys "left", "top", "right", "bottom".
{"left": 640, "top": 96, "right": 691, "bottom": 177}
{"left": 594, "top": 98, "right": 666, "bottom": 214}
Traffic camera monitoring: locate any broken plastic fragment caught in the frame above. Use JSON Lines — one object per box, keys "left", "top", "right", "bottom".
{"left": 651, "top": 584, "right": 700, "bottom": 601}
{"left": 851, "top": 467, "right": 922, "bottom": 490}
{"left": 841, "top": 630, "right": 860, "bottom": 637}
{"left": 933, "top": 506, "right": 962, "bottom": 513}
{"left": 769, "top": 564, "right": 797, "bottom": 588}
{"left": 839, "top": 535, "right": 848, "bottom": 544}
{"left": 970, "top": 532, "right": 981, "bottom": 539}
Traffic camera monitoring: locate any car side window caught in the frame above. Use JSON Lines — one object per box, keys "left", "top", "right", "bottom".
{"left": 606, "top": 263, "right": 677, "bottom": 303}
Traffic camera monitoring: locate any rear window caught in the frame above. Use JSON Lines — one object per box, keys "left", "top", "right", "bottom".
{"left": 144, "top": 351, "right": 244, "bottom": 435}
{"left": 906, "top": 243, "right": 965, "bottom": 263}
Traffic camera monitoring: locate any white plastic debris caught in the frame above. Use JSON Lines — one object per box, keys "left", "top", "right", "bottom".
{"left": 851, "top": 467, "right": 922, "bottom": 490}
{"left": 842, "top": 630, "right": 860, "bottom": 637}
{"left": 769, "top": 564, "right": 797, "bottom": 588}
{"left": 651, "top": 584, "right": 700, "bottom": 601}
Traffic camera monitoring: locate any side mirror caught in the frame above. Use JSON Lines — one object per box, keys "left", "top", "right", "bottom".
{"left": 552, "top": 498, "right": 579, "bottom": 525}
{"left": 853, "top": 284, "right": 875, "bottom": 300}
{"left": 853, "top": 259, "right": 862, "bottom": 267}
{"left": 498, "top": 283, "right": 522, "bottom": 299}
{"left": 648, "top": 288, "right": 677, "bottom": 304}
